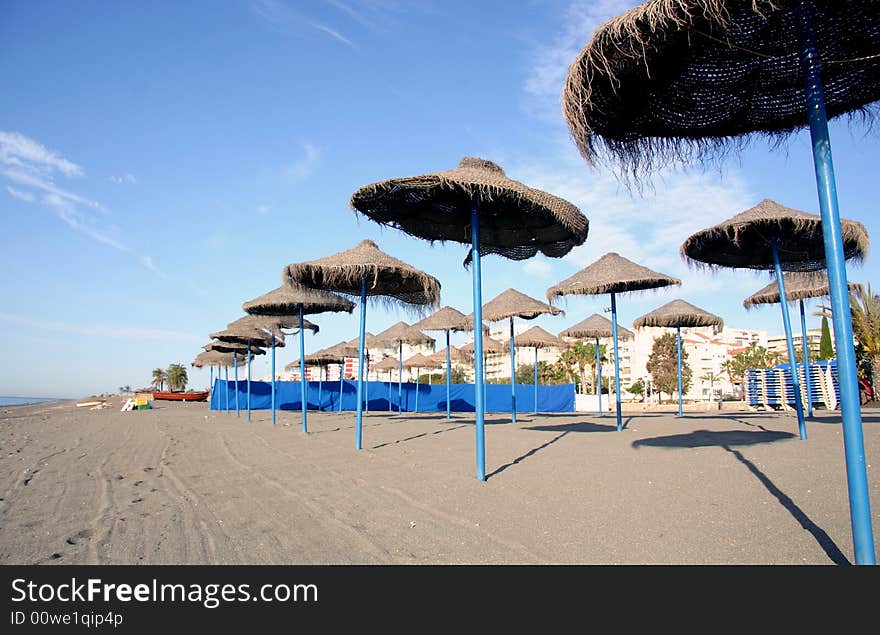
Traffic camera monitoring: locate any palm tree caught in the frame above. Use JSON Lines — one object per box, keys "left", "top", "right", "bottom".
{"left": 166, "top": 364, "right": 188, "bottom": 392}
{"left": 849, "top": 283, "right": 880, "bottom": 398}
{"left": 151, "top": 368, "right": 166, "bottom": 391}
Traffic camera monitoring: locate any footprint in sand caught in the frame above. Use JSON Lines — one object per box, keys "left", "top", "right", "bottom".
{"left": 134, "top": 480, "right": 144, "bottom": 487}
{"left": 131, "top": 497, "right": 144, "bottom": 504}
{"left": 143, "top": 467, "right": 154, "bottom": 473}
{"left": 65, "top": 529, "right": 92, "bottom": 545}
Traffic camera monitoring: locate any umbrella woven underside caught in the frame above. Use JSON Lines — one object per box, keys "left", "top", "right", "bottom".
{"left": 284, "top": 240, "right": 440, "bottom": 308}
{"left": 680, "top": 199, "right": 868, "bottom": 271}
{"left": 547, "top": 252, "right": 681, "bottom": 299}
{"left": 227, "top": 315, "right": 291, "bottom": 338}
{"left": 203, "top": 341, "right": 266, "bottom": 355}
{"left": 413, "top": 306, "right": 470, "bottom": 332}
{"left": 743, "top": 271, "right": 861, "bottom": 308}
{"left": 242, "top": 283, "right": 354, "bottom": 318}
{"left": 481, "top": 288, "right": 563, "bottom": 322}
{"left": 429, "top": 346, "right": 471, "bottom": 364}
{"left": 560, "top": 314, "right": 635, "bottom": 339}
{"left": 402, "top": 353, "right": 443, "bottom": 370}
{"left": 373, "top": 356, "right": 400, "bottom": 371}
{"left": 209, "top": 327, "right": 282, "bottom": 348}
{"left": 349, "top": 157, "right": 589, "bottom": 263}
{"left": 512, "top": 325, "right": 566, "bottom": 349}
{"left": 562, "top": 0, "right": 880, "bottom": 175}
{"left": 192, "top": 352, "right": 244, "bottom": 368}
{"left": 632, "top": 299, "right": 724, "bottom": 329}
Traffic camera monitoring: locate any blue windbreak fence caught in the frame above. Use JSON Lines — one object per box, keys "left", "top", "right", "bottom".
{"left": 211, "top": 380, "right": 575, "bottom": 413}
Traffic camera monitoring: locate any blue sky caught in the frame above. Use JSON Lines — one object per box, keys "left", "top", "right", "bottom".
{"left": 2, "top": 0, "right": 878, "bottom": 398}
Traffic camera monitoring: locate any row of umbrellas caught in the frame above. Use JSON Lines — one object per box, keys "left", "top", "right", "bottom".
{"left": 195, "top": 0, "right": 876, "bottom": 562}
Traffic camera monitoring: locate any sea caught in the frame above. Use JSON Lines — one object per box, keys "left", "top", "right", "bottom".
{"left": 0, "top": 396, "right": 65, "bottom": 407}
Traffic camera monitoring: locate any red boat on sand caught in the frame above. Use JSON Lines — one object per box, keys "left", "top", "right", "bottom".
{"left": 151, "top": 391, "right": 209, "bottom": 402}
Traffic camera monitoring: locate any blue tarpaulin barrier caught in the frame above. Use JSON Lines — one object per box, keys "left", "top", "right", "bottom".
{"left": 211, "top": 380, "right": 575, "bottom": 413}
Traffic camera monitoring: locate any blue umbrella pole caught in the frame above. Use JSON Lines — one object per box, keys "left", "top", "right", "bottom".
{"left": 398, "top": 341, "right": 403, "bottom": 415}
{"left": 800, "top": 299, "right": 814, "bottom": 418}
{"left": 318, "top": 365, "right": 323, "bottom": 411}
{"left": 299, "top": 305, "right": 307, "bottom": 432}
{"left": 224, "top": 365, "right": 229, "bottom": 414}
{"left": 509, "top": 317, "right": 516, "bottom": 423}
{"left": 415, "top": 368, "right": 420, "bottom": 412}
{"left": 446, "top": 330, "right": 451, "bottom": 419}
{"left": 338, "top": 368, "right": 343, "bottom": 412}
{"left": 364, "top": 355, "right": 370, "bottom": 414}
{"left": 610, "top": 292, "right": 622, "bottom": 431}
{"left": 246, "top": 342, "right": 252, "bottom": 422}
{"left": 677, "top": 326, "right": 683, "bottom": 417}
{"left": 771, "top": 239, "right": 807, "bottom": 440}
{"left": 388, "top": 370, "right": 393, "bottom": 411}
{"left": 234, "top": 352, "right": 240, "bottom": 417}
{"left": 271, "top": 335, "right": 276, "bottom": 426}
{"left": 533, "top": 346, "right": 538, "bottom": 413}
{"left": 471, "top": 197, "right": 486, "bottom": 481}
{"left": 596, "top": 337, "right": 603, "bottom": 417}
{"left": 796, "top": 0, "right": 874, "bottom": 564}
{"left": 355, "top": 275, "right": 367, "bottom": 450}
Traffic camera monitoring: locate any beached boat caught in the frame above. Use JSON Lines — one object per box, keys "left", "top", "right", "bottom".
{"left": 151, "top": 391, "right": 209, "bottom": 402}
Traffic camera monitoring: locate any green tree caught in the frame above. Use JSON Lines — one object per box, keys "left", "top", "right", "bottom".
{"left": 515, "top": 361, "right": 556, "bottom": 385}
{"left": 850, "top": 283, "right": 880, "bottom": 397}
{"left": 646, "top": 333, "right": 692, "bottom": 403}
{"left": 554, "top": 341, "right": 601, "bottom": 394}
{"left": 627, "top": 379, "right": 645, "bottom": 402}
{"left": 819, "top": 316, "right": 834, "bottom": 360}
{"left": 166, "top": 364, "right": 188, "bottom": 392}
{"left": 151, "top": 368, "right": 166, "bottom": 391}
{"left": 723, "top": 341, "right": 781, "bottom": 399}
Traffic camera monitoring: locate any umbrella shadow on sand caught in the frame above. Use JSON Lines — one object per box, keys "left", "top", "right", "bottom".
{"left": 371, "top": 424, "right": 469, "bottom": 450}
{"left": 632, "top": 430, "right": 850, "bottom": 565}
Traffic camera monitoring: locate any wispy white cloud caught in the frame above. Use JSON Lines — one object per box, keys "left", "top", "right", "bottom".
{"left": 110, "top": 173, "right": 137, "bottom": 184}
{"left": 42, "top": 193, "right": 129, "bottom": 251}
{"left": 522, "top": 259, "right": 554, "bottom": 279}
{"left": 0, "top": 312, "right": 202, "bottom": 344}
{"left": 311, "top": 22, "right": 357, "bottom": 48}
{"left": 141, "top": 256, "right": 167, "bottom": 278}
{"left": 252, "top": 0, "right": 357, "bottom": 48}
{"left": 283, "top": 143, "right": 320, "bottom": 184}
{"left": 0, "top": 130, "right": 83, "bottom": 177}
{"left": 3, "top": 167, "right": 104, "bottom": 211}
{"left": 5, "top": 186, "right": 35, "bottom": 202}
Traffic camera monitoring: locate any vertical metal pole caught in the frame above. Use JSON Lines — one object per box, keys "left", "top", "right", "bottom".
{"left": 800, "top": 299, "right": 815, "bottom": 417}
{"left": 271, "top": 334, "right": 276, "bottom": 426}
{"left": 471, "top": 197, "right": 486, "bottom": 481}
{"left": 318, "top": 365, "right": 323, "bottom": 411}
{"left": 611, "top": 292, "right": 622, "bottom": 431}
{"left": 398, "top": 341, "right": 403, "bottom": 415}
{"left": 415, "top": 368, "right": 420, "bottom": 412}
{"left": 246, "top": 342, "right": 251, "bottom": 422}
{"left": 338, "top": 363, "right": 343, "bottom": 412}
{"left": 388, "top": 370, "right": 393, "bottom": 411}
{"left": 446, "top": 330, "right": 451, "bottom": 419}
{"left": 509, "top": 317, "right": 517, "bottom": 423}
{"left": 299, "top": 305, "right": 307, "bottom": 433}
{"left": 210, "top": 366, "right": 213, "bottom": 398}
{"left": 596, "top": 337, "right": 603, "bottom": 416}
{"left": 677, "top": 326, "right": 683, "bottom": 417}
{"left": 355, "top": 275, "right": 367, "bottom": 450}
{"left": 224, "top": 365, "right": 229, "bottom": 414}
{"left": 365, "top": 355, "right": 370, "bottom": 414}
{"left": 234, "top": 352, "right": 240, "bottom": 417}
{"left": 796, "top": 0, "right": 874, "bottom": 564}
{"left": 534, "top": 346, "right": 538, "bottom": 413}
{"left": 771, "top": 240, "right": 807, "bottom": 440}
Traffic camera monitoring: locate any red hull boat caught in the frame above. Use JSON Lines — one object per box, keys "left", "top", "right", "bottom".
{"left": 151, "top": 391, "right": 209, "bottom": 402}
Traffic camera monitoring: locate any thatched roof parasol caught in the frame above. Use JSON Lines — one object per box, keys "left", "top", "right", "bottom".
{"left": 460, "top": 337, "right": 505, "bottom": 355}
{"left": 227, "top": 314, "right": 315, "bottom": 338}
{"left": 242, "top": 282, "right": 354, "bottom": 318}
{"left": 561, "top": 0, "right": 880, "bottom": 176}
{"left": 429, "top": 346, "right": 471, "bottom": 364}
{"left": 349, "top": 157, "right": 589, "bottom": 263}
{"left": 743, "top": 271, "right": 859, "bottom": 308}
{"left": 680, "top": 199, "right": 868, "bottom": 271}
{"left": 413, "top": 306, "right": 470, "bottom": 332}
{"left": 401, "top": 352, "right": 443, "bottom": 370}
{"left": 346, "top": 332, "right": 379, "bottom": 350}
{"left": 192, "top": 351, "right": 243, "bottom": 368}
{"left": 547, "top": 252, "right": 681, "bottom": 300}
{"left": 208, "top": 325, "right": 281, "bottom": 348}
{"left": 560, "top": 314, "right": 634, "bottom": 340}
{"left": 323, "top": 340, "right": 358, "bottom": 359}
{"left": 482, "top": 288, "right": 563, "bottom": 322}
{"left": 372, "top": 322, "right": 435, "bottom": 348}
{"left": 284, "top": 239, "right": 440, "bottom": 309}
{"left": 461, "top": 313, "right": 490, "bottom": 333}
{"left": 511, "top": 326, "right": 565, "bottom": 349}
{"left": 202, "top": 341, "right": 266, "bottom": 356}
{"left": 633, "top": 299, "right": 724, "bottom": 329}
{"left": 373, "top": 355, "right": 400, "bottom": 372}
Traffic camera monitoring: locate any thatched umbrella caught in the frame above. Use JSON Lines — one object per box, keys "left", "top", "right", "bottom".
{"left": 243, "top": 282, "right": 353, "bottom": 430}
{"left": 373, "top": 321, "right": 435, "bottom": 416}
{"left": 401, "top": 353, "right": 443, "bottom": 412}
{"left": 285, "top": 240, "right": 440, "bottom": 449}
{"left": 509, "top": 325, "right": 565, "bottom": 413}
{"left": 682, "top": 200, "right": 868, "bottom": 440}
{"left": 482, "top": 288, "right": 563, "bottom": 423}
{"left": 547, "top": 252, "right": 680, "bottom": 431}
{"left": 743, "top": 271, "right": 860, "bottom": 419}
{"left": 202, "top": 341, "right": 265, "bottom": 417}
{"left": 560, "top": 313, "right": 635, "bottom": 417}
{"left": 562, "top": 0, "right": 878, "bottom": 563}
{"left": 210, "top": 325, "right": 282, "bottom": 423}
{"left": 633, "top": 299, "right": 723, "bottom": 417}
{"left": 192, "top": 351, "right": 242, "bottom": 415}
{"left": 374, "top": 355, "right": 400, "bottom": 411}
{"left": 346, "top": 333, "right": 379, "bottom": 413}
{"left": 350, "top": 156, "right": 589, "bottom": 481}
{"left": 317, "top": 341, "right": 359, "bottom": 412}
{"left": 413, "top": 306, "right": 470, "bottom": 419}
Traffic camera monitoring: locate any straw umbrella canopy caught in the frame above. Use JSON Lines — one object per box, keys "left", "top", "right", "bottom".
{"left": 547, "top": 252, "right": 680, "bottom": 429}
{"left": 193, "top": 351, "right": 243, "bottom": 415}
{"left": 682, "top": 200, "right": 868, "bottom": 440}
{"left": 481, "top": 288, "right": 564, "bottom": 423}
{"left": 460, "top": 337, "right": 505, "bottom": 356}
{"left": 243, "top": 282, "right": 353, "bottom": 429}
{"left": 510, "top": 326, "right": 566, "bottom": 414}
{"left": 743, "top": 271, "right": 858, "bottom": 420}
{"left": 350, "top": 157, "right": 589, "bottom": 481}
{"left": 562, "top": 0, "right": 878, "bottom": 562}
{"left": 413, "top": 306, "right": 470, "bottom": 419}
{"left": 207, "top": 325, "right": 277, "bottom": 423}
{"left": 285, "top": 240, "right": 440, "bottom": 448}
{"left": 401, "top": 353, "right": 443, "bottom": 412}
{"left": 633, "top": 299, "right": 723, "bottom": 417}
{"left": 202, "top": 341, "right": 266, "bottom": 355}
{"left": 372, "top": 321, "right": 435, "bottom": 416}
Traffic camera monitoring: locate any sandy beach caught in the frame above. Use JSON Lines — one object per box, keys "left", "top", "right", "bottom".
{"left": 1, "top": 398, "right": 878, "bottom": 565}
